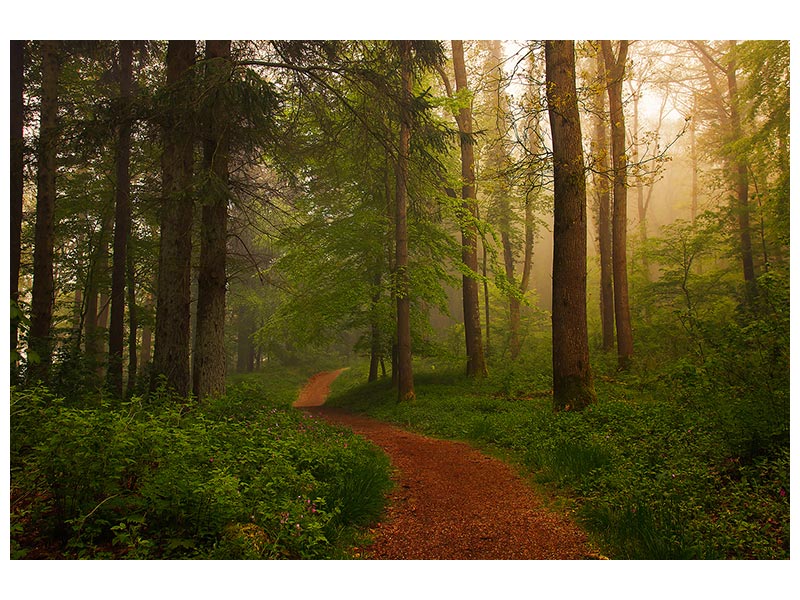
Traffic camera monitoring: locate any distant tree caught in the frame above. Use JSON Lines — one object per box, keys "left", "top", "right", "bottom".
{"left": 107, "top": 40, "right": 134, "bottom": 397}
{"left": 476, "top": 39, "right": 536, "bottom": 361}
{"left": 601, "top": 40, "right": 634, "bottom": 369}
{"left": 152, "top": 40, "right": 196, "bottom": 396}
{"left": 589, "top": 45, "right": 615, "bottom": 351}
{"left": 724, "top": 41, "right": 756, "bottom": 295}
{"left": 193, "top": 40, "right": 232, "bottom": 401}
{"left": 394, "top": 40, "right": 415, "bottom": 401}
{"left": 451, "top": 40, "right": 488, "bottom": 378}
{"left": 10, "top": 40, "right": 25, "bottom": 369}
{"left": 28, "top": 40, "right": 61, "bottom": 382}
{"left": 737, "top": 40, "right": 789, "bottom": 266}
{"left": 688, "top": 40, "right": 759, "bottom": 298}
{"left": 545, "top": 40, "right": 596, "bottom": 411}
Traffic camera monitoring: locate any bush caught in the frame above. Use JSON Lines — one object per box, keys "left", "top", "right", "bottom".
{"left": 10, "top": 373, "right": 392, "bottom": 559}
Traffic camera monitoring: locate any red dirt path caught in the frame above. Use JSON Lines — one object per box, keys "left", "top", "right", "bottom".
{"left": 294, "top": 370, "right": 597, "bottom": 560}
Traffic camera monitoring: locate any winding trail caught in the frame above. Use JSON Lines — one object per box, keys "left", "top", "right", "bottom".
{"left": 294, "top": 370, "right": 596, "bottom": 560}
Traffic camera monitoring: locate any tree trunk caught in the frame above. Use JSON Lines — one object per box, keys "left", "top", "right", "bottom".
{"left": 236, "top": 305, "right": 255, "bottom": 374}
{"left": 395, "top": 40, "right": 415, "bottom": 401}
{"left": 140, "top": 292, "right": 153, "bottom": 368}
{"left": 368, "top": 272, "right": 382, "bottom": 382}
{"left": 10, "top": 40, "right": 25, "bottom": 368}
{"left": 591, "top": 48, "right": 615, "bottom": 351}
{"left": 108, "top": 40, "right": 134, "bottom": 397}
{"left": 630, "top": 86, "right": 652, "bottom": 283}
{"left": 152, "top": 40, "right": 196, "bottom": 397}
{"left": 451, "top": 40, "right": 487, "bottom": 378}
{"left": 126, "top": 245, "right": 138, "bottom": 397}
{"left": 690, "top": 93, "right": 699, "bottom": 223}
{"left": 601, "top": 40, "right": 634, "bottom": 369}
{"left": 545, "top": 40, "right": 596, "bottom": 412}
{"left": 726, "top": 42, "right": 757, "bottom": 296}
{"left": 368, "top": 319, "right": 381, "bottom": 382}
{"left": 193, "top": 40, "right": 231, "bottom": 401}
{"left": 482, "top": 238, "right": 491, "bottom": 359}
{"left": 28, "top": 40, "right": 60, "bottom": 382}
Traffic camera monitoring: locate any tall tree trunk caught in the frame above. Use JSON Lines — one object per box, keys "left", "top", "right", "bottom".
{"left": 152, "top": 40, "right": 196, "bottom": 397}
{"left": 451, "top": 40, "right": 487, "bottom": 378}
{"left": 126, "top": 246, "right": 138, "bottom": 396}
{"left": 726, "top": 42, "right": 757, "bottom": 296}
{"left": 236, "top": 304, "right": 255, "bottom": 374}
{"left": 545, "top": 40, "right": 596, "bottom": 411}
{"left": 140, "top": 293, "right": 153, "bottom": 367}
{"left": 368, "top": 319, "right": 381, "bottom": 382}
{"left": 28, "top": 40, "right": 60, "bottom": 382}
{"left": 499, "top": 212, "right": 520, "bottom": 358}
{"left": 630, "top": 89, "right": 647, "bottom": 239}
{"left": 395, "top": 40, "right": 415, "bottom": 401}
{"left": 193, "top": 40, "right": 231, "bottom": 401}
{"left": 11, "top": 40, "right": 25, "bottom": 369}
{"left": 482, "top": 238, "right": 491, "bottom": 359}
{"left": 601, "top": 40, "right": 634, "bottom": 369}
{"left": 368, "top": 272, "right": 382, "bottom": 382}
{"left": 591, "top": 48, "right": 615, "bottom": 351}
{"left": 690, "top": 93, "right": 699, "bottom": 223}
{"left": 108, "top": 40, "right": 134, "bottom": 397}
{"left": 95, "top": 227, "right": 111, "bottom": 380}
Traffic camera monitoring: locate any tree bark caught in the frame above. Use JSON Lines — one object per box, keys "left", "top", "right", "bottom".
{"left": 591, "top": 47, "right": 615, "bottom": 351}
{"left": 395, "top": 40, "right": 415, "bottom": 401}
{"left": 152, "top": 40, "right": 196, "bottom": 397}
{"left": 690, "top": 93, "right": 699, "bottom": 223}
{"left": 236, "top": 305, "right": 255, "bottom": 374}
{"left": 140, "top": 292, "right": 153, "bottom": 367}
{"left": 545, "top": 40, "right": 596, "bottom": 411}
{"left": 28, "top": 40, "right": 60, "bottom": 382}
{"left": 725, "top": 42, "right": 757, "bottom": 296}
{"left": 451, "top": 40, "right": 488, "bottom": 378}
{"left": 108, "top": 40, "right": 134, "bottom": 397}
{"left": 368, "top": 272, "right": 382, "bottom": 382}
{"left": 126, "top": 245, "right": 138, "bottom": 396}
{"left": 601, "top": 40, "right": 634, "bottom": 369}
{"left": 10, "top": 40, "right": 25, "bottom": 368}
{"left": 193, "top": 40, "right": 231, "bottom": 401}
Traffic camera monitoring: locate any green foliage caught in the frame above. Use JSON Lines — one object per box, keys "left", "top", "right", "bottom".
{"left": 10, "top": 369, "right": 391, "bottom": 559}
{"left": 327, "top": 354, "right": 789, "bottom": 559}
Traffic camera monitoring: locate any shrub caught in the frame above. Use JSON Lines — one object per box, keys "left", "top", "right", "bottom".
{"left": 10, "top": 373, "right": 392, "bottom": 559}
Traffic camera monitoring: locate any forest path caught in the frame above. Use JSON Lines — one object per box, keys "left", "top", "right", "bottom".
{"left": 295, "top": 371, "right": 597, "bottom": 559}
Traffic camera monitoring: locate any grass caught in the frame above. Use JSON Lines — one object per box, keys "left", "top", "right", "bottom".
{"left": 325, "top": 354, "right": 790, "bottom": 560}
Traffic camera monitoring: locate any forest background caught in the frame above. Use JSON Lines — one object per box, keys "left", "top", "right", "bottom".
{"left": 3, "top": 3, "right": 796, "bottom": 600}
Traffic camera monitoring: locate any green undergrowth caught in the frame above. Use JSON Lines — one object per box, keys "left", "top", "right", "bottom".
{"left": 10, "top": 363, "right": 391, "bottom": 559}
{"left": 326, "top": 356, "right": 789, "bottom": 560}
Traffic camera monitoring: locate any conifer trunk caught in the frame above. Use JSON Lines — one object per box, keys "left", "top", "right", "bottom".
{"left": 368, "top": 272, "right": 382, "bottom": 382}
{"left": 153, "top": 40, "right": 196, "bottom": 397}
{"left": 193, "top": 40, "right": 231, "bottom": 401}
{"left": 108, "top": 40, "right": 134, "bottom": 397}
{"left": 395, "top": 40, "right": 415, "bottom": 401}
{"left": 29, "top": 40, "right": 60, "bottom": 382}
{"left": 236, "top": 305, "right": 255, "bottom": 374}
{"left": 11, "top": 40, "right": 25, "bottom": 367}
{"left": 126, "top": 247, "right": 138, "bottom": 396}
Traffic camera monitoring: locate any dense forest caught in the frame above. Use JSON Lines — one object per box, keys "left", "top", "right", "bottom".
{"left": 9, "top": 38, "right": 789, "bottom": 569}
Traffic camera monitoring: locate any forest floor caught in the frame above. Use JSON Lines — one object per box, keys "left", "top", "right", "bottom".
{"left": 294, "top": 370, "right": 599, "bottom": 559}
